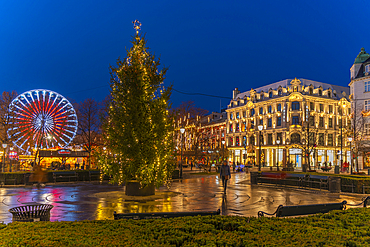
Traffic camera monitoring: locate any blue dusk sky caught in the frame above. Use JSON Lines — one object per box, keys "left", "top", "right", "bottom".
{"left": 0, "top": 0, "right": 369, "bottom": 113}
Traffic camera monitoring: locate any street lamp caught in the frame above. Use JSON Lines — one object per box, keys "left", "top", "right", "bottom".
{"left": 2, "top": 143, "right": 7, "bottom": 173}
{"left": 276, "top": 139, "right": 280, "bottom": 171}
{"left": 348, "top": 137, "right": 353, "bottom": 175}
{"left": 258, "top": 125, "right": 263, "bottom": 171}
{"left": 222, "top": 140, "right": 225, "bottom": 161}
{"left": 180, "top": 127, "right": 185, "bottom": 179}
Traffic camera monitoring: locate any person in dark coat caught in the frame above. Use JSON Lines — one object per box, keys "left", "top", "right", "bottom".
{"left": 220, "top": 160, "right": 231, "bottom": 194}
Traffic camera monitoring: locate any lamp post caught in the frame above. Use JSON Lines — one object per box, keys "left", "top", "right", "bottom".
{"left": 276, "top": 139, "right": 280, "bottom": 171}
{"left": 180, "top": 127, "right": 185, "bottom": 179}
{"left": 348, "top": 137, "right": 353, "bottom": 175}
{"left": 258, "top": 125, "right": 263, "bottom": 171}
{"left": 2, "top": 143, "right": 7, "bottom": 173}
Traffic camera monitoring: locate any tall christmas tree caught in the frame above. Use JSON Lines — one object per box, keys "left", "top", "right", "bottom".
{"left": 98, "top": 21, "right": 174, "bottom": 188}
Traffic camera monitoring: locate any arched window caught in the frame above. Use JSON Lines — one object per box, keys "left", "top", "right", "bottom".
{"left": 328, "top": 91, "right": 331, "bottom": 98}
{"left": 294, "top": 86, "right": 298, "bottom": 92}
{"left": 269, "top": 92, "right": 273, "bottom": 98}
{"left": 291, "top": 133, "right": 301, "bottom": 144}
{"left": 319, "top": 89, "right": 322, "bottom": 96}
{"left": 291, "top": 101, "right": 300, "bottom": 110}
{"left": 278, "top": 89, "right": 282, "bottom": 96}
{"left": 261, "top": 94, "right": 264, "bottom": 100}
{"left": 309, "top": 88, "right": 313, "bottom": 95}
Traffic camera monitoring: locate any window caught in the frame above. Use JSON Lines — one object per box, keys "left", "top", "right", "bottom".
{"left": 236, "top": 123, "right": 239, "bottom": 132}
{"left": 328, "top": 91, "right": 331, "bottom": 98}
{"left": 268, "top": 105, "right": 272, "bottom": 113}
{"left": 243, "top": 136, "right": 246, "bottom": 146}
{"left": 338, "top": 136, "right": 342, "bottom": 146}
{"left": 310, "top": 102, "right": 314, "bottom": 111}
{"left": 292, "top": 116, "right": 299, "bottom": 125}
{"left": 243, "top": 122, "right": 246, "bottom": 131}
{"left": 329, "top": 118, "right": 333, "bottom": 128}
{"left": 229, "top": 137, "right": 233, "bottom": 146}
{"left": 365, "top": 124, "right": 370, "bottom": 135}
{"left": 318, "top": 133, "right": 324, "bottom": 145}
{"left": 268, "top": 134, "right": 273, "bottom": 145}
{"left": 338, "top": 107, "right": 342, "bottom": 115}
{"left": 365, "top": 100, "right": 370, "bottom": 111}
{"left": 366, "top": 64, "right": 370, "bottom": 73}
{"left": 250, "top": 136, "right": 255, "bottom": 145}
{"left": 236, "top": 112, "right": 240, "bottom": 119}
{"left": 261, "top": 94, "right": 264, "bottom": 100}
{"left": 319, "top": 89, "right": 322, "bottom": 96}
{"left": 230, "top": 113, "right": 233, "bottom": 120}
{"left": 328, "top": 134, "right": 333, "bottom": 146}
{"left": 236, "top": 137, "right": 240, "bottom": 146}
{"left": 277, "top": 133, "right": 282, "bottom": 142}
{"left": 309, "top": 116, "right": 315, "bottom": 127}
{"left": 251, "top": 120, "right": 254, "bottom": 129}
{"left": 259, "top": 107, "right": 263, "bottom": 115}
{"left": 292, "top": 101, "right": 300, "bottom": 110}
{"left": 243, "top": 111, "right": 247, "bottom": 118}
{"left": 365, "top": 81, "right": 370, "bottom": 92}
{"left": 294, "top": 86, "right": 298, "bottom": 92}
{"left": 230, "top": 124, "right": 233, "bottom": 132}
{"left": 277, "top": 117, "right": 282, "bottom": 126}
{"left": 269, "top": 92, "right": 272, "bottom": 98}
{"left": 250, "top": 109, "right": 255, "bottom": 116}
{"left": 278, "top": 90, "right": 282, "bottom": 96}
{"left": 339, "top": 118, "right": 342, "bottom": 127}
{"left": 277, "top": 104, "right": 281, "bottom": 112}
{"left": 268, "top": 118, "right": 272, "bottom": 127}
{"left": 259, "top": 134, "right": 264, "bottom": 145}
{"left": 329, "top": 105, "right": 333, "bottom": 113}
{"left": 309, "top": 88, "right": 313, "bottom": 95}
{"left": 309, "top": 132, "right": 316, "bottom": 144}
{"left": 319, "top": 117, "right": 324, "bottom": 127}
{"left": 291, "top": 133, "right": 300, "bottom": 144}
{"left": 259, "top": 119, "right": 263, "bottom": 126}
{"left": 319, "top": 104, "right": 323, "bottom": 112}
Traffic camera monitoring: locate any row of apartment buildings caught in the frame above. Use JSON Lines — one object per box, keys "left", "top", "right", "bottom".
{"left": 176, "top": 48, "right": 370, "bottom": 171}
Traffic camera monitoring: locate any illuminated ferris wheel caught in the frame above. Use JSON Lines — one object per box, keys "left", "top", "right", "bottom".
{"left": 7, "top": 89, "right": 78, "bottom": 154}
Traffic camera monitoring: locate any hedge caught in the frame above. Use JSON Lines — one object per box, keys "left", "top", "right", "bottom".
{"left": 1, "top": 208, "right": 370, "bottom": 246}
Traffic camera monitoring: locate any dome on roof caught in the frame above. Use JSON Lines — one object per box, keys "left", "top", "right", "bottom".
{"left": 354, "top": 47, "right": 370, "bottom": 64}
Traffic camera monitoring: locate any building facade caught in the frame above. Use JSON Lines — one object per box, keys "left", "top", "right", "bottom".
{"left": 349, "top": 47, "right": 370, "bottom": 170}
{"left": 226, "top": 78, "right": 351, "bottom": 170}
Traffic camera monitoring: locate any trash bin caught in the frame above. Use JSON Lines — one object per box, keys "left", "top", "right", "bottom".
{"left": 9, "top": 204, "right": 53, "bottom": 222}
{"left": 328, "top": 177, "right": 341, "bottom": 193}
{"left": 250, "top": 172, "right": 259, "bottom": 185}
{"left": 334, "top": 166, "right": 340, "bottom": 174}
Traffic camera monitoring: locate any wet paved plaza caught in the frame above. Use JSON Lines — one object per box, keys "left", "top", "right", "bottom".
{"left": 0, "top": 169, "right": 368, "bottom": 224}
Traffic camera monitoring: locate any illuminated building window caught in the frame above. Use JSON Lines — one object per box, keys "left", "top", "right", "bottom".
{"left": 243, "top": 121, "right": 246, "bottom": 131}
{"left": 269, "top": 92, "right": 272, "bottom": 98}
{"left": 366, "top": 64, "right": 370, "bottom": 73}
{"left": 236, "top": 123, "right": 240, "bottom": 132}
{"left": 309, "top": 88, "right": 313, "bottom": 95}
{"left": 250, "top": 136, "right": 255, "bottom": 145}
{"left": 278, "top": 89, "right": 282, "bottom": 96}
{"left": 319, "top": 89, "right": 322, "bottom": 96}
{"left": 251, "top": 119, "right": 254, "bottom": 129}
{"left": 337, "top": 136, "right": 342, "bottom": 146}
{"left": 329, "top": 105, "right": 333, "bottom": 113}
{"left": 236, "top": 112, "right": 240, "bottom": 119}
{"left": 243, "top": 136, "right": 246, "bottom": 145}
{"left": 292, "top": 102, "right": 300, "bottom": 111}
{"left": 259, "top": 119, "right": 263, "bottom": 126}
{"left": 319, "top": 117, "right": 324, "bottom": 127}
{"left": 328, "top": 134, "right": 333, "bottom": 146}
{"left": 328, "top": 91, "right": 331, "bottom": 98}
{"left": 261, "top": 94, "right": 264, "bottom": 100}
{"left": 338, "top": 107, "right": 342, "bottom": 115}
{"left": 277, "top": 132, "right": 282, "bottom": 142}
{"left": 268, "top": 105, "right": 272, "bottom": 113}
{"left": 292, "top": 116, "right": 299, "bottom": 125}
{"left": 319, "top": 133, "right": 324, "bottom": 145}
{"left": 339, "top": 119, "right": 342, "bottom": 127}
{"left": 365, "top": 124, "right": 370, "bottom": 135}
{"left": 259, "top": 107, "right": 263, "bottom": 115}
{"left": 309, "top": 116, "right": 315, "bottom": 127}
{"left": 236, "top": 137, "right": 240, "bottom": 146}
{"left": 267, "top": 134, "right": 273, "bottom": 145}
{"left": 268, "top": 118, "right": 272, "bottom": 127}
{"left": 230, "top": 113, "right": 233, "bottom": 120}
{"left": 229, "top": 137, "right": 233, "bottom": 146}
{"left": 277, "top": 117, "right": 281, "bottom": 126}
{"left": 277, "top": 104, "right": 281, "bottom": 112}
{"left": 319, "top": 104, "right": 323, "bottom": 112}
{"left": 329, "top": 118, "right": 333, "bottom": 128}
{"left": 230, "top": 124, "right": 233, "bottom": 132}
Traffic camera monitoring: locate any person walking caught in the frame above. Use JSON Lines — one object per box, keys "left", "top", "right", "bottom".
{"left": 220, "top": 160, "right": 231, "bottom": 194}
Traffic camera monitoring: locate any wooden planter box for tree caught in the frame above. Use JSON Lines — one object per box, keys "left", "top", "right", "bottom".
{"left": 125, "top": 181, "right": 155, "bottom": 196}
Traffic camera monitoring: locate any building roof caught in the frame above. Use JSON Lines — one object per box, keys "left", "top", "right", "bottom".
{"left": 234, "top": 78, "right": 350, "bottom": 100}
{"left": 354, "top": 47, "right": 370, "bottom": 64}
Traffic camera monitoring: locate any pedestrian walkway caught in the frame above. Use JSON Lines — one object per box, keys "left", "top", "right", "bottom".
{"left": 0, "top": 170, "right": 367, "bottom": 224}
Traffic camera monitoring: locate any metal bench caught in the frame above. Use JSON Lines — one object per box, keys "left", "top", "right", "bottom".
{"left": 89, "top": 170, "right": 101, "bottom": 181}
{"left": 258, "top": 201, "right": 347, "bottom": 217}
{"left": 114, "top": 209, "right": 220, "bottom": 220}
{"left": 258, "top": 172, "right": 282, "bottom": 185}
{"left": 304, "top": 175, "right": 329, "bottom": 190}
{"left": 53, "top": 171, "right": 78, "bottom": 183}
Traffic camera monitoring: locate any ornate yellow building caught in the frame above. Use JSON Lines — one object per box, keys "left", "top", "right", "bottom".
{"left": 226, "top": 78, "right": 351, "bottom": 170}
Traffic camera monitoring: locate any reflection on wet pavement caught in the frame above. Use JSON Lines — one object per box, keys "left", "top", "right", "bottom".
{"left": 0, "top": 172, "right": 367, "bottom": 224}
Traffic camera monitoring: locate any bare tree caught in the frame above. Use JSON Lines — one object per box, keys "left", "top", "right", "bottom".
{"left": 74, "top": 98, "right": 103, "bottom": 169}
{"left": 0, "top": 91, "right": 18, "bottom": 145}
